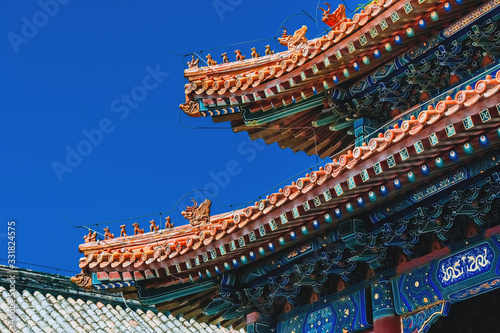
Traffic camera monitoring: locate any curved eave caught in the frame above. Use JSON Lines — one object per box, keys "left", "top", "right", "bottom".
{"left": 81, "top": 69, "right": 500, "bottom": 289}
{"left": 182, "top": 0, "right": 478, "bottom": 109}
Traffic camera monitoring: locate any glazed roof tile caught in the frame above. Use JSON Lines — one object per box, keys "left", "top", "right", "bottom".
{"left": 78, "top": 69, "right": 500, "bottom": 289}
{"left": 179, "top": 0, "right": 486, "bottom": 158}
{"left": 181, "top": 0, "right": 474, "bottom": 112}
{"left": 0, "top": 286, "right": 242, "bottom": 333}
{"left": 182, "top": 0, "right": 398, "bottom": 101}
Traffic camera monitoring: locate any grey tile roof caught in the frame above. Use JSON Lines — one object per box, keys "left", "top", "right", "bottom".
{"left": 0, "top": 286, "right": 245, "bottom": 333}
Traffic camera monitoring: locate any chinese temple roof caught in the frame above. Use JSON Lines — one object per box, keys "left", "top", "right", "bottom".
{"left": 77, "top": 69, "right": 500, "bottom": 324}
{"left": 80, "top": 69, "right": 500, "bottom": 281}
{"left": 179, "top": 0, "right": 482, "bottom": 158}
{"left": 0, "top": 265, "right": 240, "bottom": 333}
{"left": 75, "top": 0, "right": 500, "bottom": 328}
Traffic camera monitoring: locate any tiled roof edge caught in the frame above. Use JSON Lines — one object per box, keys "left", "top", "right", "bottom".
{"left": 0, "top": 265, "right": 153, "bottom": 312}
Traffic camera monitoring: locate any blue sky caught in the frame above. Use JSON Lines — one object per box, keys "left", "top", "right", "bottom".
{"left": 0, "top": 1, "right": 348, "bottom": 275}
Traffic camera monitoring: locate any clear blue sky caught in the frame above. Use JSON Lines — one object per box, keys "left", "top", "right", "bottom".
{"left": 0, "top": 1, "right": 352, "bottom": 275}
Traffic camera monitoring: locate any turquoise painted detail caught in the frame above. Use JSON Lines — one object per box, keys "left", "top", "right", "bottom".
{"left": 392, "top": 265, "right": 444, "bottom": 314}
{"left": 240, "top": 242, "right": 316, "bottom": 285}
{"left": 361, "top": 169, "right": 370, "bottom": 182}
{"left": 372, "top": 279, "right": 395, "bottom": 320}
{"left": 411, "top": 168, "right": 467, "bottom": 203}
{"left": 137, "top": 280, "right": 216, "bottom": 305}
{"left": 334, "top": 184, "right": 343, "bottom": 196}
{"left": 91, "top": 273, "right": 99, "bottom": 285}
{"left": 242, "top": 93, "right": 324, "bottom": 126}
{"left": 387, "top": 155, "right": 396, "bottom": 168}
{"left": 303, "top": 306, "right": 335, "bottom": 333}
{"left": 408, "top": 171, "right": 416, "bottom": 183}
{"left": 435, "top": 157, "right": 444, "bottom": 168}
{"left": 446, "top": 124, "right": 456, "bottom": 137}
{"left": 348, "top": 177, "right": 356, "bottom": 189}
{"left": 269, "top": 219, "right": 278, "bottom": 230}
{"left": 414, "top": 141, "right": 424, "bottom": 154}
{"left": 429, "top": 133, "right": 439, "bottom": 146}
{"left": 479, "top": 109, "right": 491, "bottom": 122}
{"left": 400, "top": 148, "right": 410, "bottom": 161}
{"left": 463, "top": 142, "right": 473, "bottom": 155}
{"left": 463, "top": 116, "right": 474, "bottom": 130}
{"left": 278, "top": 290, "right": 370, "bottom": 333}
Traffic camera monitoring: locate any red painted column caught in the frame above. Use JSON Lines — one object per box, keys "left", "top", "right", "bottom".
{"left": 373, "top": 315, "right": 402, "bottom": 333}
{"left": 246, "top": 312, "right": 270, "bottom": 333}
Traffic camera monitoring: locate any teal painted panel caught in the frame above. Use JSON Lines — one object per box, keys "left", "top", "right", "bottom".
{"left": 392, "top": 238, "right": 500, "bottom": 315}
{"left": 278, "top": 290, "right": 371, "bottom": 333}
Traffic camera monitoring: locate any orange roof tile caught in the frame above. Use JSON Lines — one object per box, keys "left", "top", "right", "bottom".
{"left": 78, "top": 71, "right": 500, "bottom": 288}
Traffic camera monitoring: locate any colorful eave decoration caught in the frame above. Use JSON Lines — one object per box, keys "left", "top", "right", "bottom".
{"left": 76, "top": 69, "right": 500, "bottom": 290}
{"left": 180, "top": 0, "right": 440, "bottom": 114}
{"left": 178, "top": 0, "right": 482, "bottom": 158}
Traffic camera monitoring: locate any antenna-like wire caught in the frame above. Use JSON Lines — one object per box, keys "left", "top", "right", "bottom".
{"left": 340, "top": 0, "right": 356, "bottom": 13}
{"left": 0, "top": 258, "right": 80, "bottom": 274}
{"left": 70, "top": 189, "right": 256, "bottom": 230}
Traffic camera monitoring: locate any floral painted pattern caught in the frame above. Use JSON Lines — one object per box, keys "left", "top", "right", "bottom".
{"left": 304, "top": 306, "right": 335, "bottom": 333}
